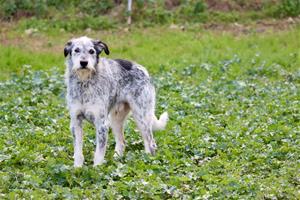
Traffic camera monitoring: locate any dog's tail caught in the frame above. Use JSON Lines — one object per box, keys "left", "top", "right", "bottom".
{"left": 152, "top": 112, "right": 169, "bottom": 131}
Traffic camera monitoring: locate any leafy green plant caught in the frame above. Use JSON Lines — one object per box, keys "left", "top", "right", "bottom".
{"left": 193, "top": 0, "right": 206, "bottom": 14}
{"left": 0, "top": 26, "right": 299, "bottom": 198}
{"left": 2, "top": 0, "right": 17, "bottom": 19}
{"left": 1, "top": 0, "right": 295, "bottom": 26}
{"left": 176, "top": 0, "right": 208, "bottom": 23}
{"left": 34, "top": 0, "right": 48, "bottom": 17}
{"left": 278, "top": 0, "right": 300, "bottom": 17}
{"left": 79, "top": 0, "right": 113, "bottom": 16}
{"left": 0, "top": 53, "right": 299, "bottom": 198}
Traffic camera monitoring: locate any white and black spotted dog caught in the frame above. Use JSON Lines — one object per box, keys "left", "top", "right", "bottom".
{"left": 64, "top": 36, "right": 168, "bottom": 167}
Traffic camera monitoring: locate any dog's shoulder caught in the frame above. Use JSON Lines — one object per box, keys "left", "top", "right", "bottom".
{"left": 101, "top": 58, "right": 150, "bottom": 79}
{"left": 99, "top": 58, "right": 133, "bottom": 71}
{"left": 113, "top": 59, "right": 133, "bottom": 71}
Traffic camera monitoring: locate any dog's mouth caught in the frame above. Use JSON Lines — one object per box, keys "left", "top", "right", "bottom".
{"left": 78, "top": 67, "right": 90, "bottom": 71}
{"left": 74, "top": 68, "right": 95, "bottom": 80}
{"left": 73, "top": 64, "right": 95, "bottom": 72}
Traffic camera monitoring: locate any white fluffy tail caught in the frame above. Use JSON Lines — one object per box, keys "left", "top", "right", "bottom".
{"left": 152, "top": 112, "right": 169, "bottom": 131}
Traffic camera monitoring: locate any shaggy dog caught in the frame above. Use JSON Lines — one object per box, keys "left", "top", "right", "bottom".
{"left": 64, "top": 36, "right": 168, "bottom": 167}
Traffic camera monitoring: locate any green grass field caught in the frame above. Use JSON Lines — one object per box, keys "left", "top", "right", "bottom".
{"left": 0, "top": 26, "right": 299, "bottom": 199}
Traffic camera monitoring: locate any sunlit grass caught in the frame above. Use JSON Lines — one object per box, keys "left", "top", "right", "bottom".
{"left": 0, "top": 26, "right": 299, "bottom": 79}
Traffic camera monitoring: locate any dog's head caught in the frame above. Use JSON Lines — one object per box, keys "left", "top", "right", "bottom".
{"left": 64, "top": 36, "right": 109, "bottom": 79}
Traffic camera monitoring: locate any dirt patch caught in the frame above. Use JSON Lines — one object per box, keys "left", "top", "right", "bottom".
{"left": 205, "top": 0, "right": 238, "bottom": 12}
{"left": 0, "top": 32, "right": 65, "bottom": 54}
{"left": 202, "top": 17, "right": 300, "bottom": 35}
{"left": 205, "top": 0, "right": 280, "bottom": 11}
{"left": 165, "top": 0, "right": 181, "bottom": 10}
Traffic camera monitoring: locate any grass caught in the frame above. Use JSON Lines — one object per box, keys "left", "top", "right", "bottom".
{"left": 1, "top": 26, "right": 299, "bottom": 79}
{"left": 0, "top": 26, "right": 299, "bottom": 198}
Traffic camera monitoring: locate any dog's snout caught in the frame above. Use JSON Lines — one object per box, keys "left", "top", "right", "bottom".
{"left": 80, "top": 61, "right": 88, "bottom": 68}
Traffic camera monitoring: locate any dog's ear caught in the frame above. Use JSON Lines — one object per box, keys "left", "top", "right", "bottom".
{"left": 64, "top": 41, "right": 73, "bottom": 57}
{"left": 93, "top": 40, "right": 110, "bottom": 55}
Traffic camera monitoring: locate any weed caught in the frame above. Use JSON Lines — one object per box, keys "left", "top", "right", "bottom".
{"left": 278, "top": 0, "right": 300, "bottom": 17}
{"left": 0, "top": 27, "right": 299, "bottom": 198}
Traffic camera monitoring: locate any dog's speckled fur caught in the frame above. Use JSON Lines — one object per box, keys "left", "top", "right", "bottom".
{"left": 64, "top": 36, "right": 168, "bottom": 167}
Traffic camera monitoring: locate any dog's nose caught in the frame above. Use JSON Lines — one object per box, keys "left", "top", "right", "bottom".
{"left": 80, "top": 61, "right": 88, "bottom": 68}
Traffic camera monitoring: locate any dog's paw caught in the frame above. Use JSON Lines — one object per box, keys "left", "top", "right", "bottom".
{"left": 113, "top": 152, "right": 123, "bottom": 159}
{"left": 93, "top": 159, "right": 105, "bottom": 167}
{"left": 74, "top": 163, "right": 83, "bottom": 168}
{"left": 74, "top": 154, "right": 84, "bottom": 167}
{"left": 145, "top": 141, "right": 157, "bottom": 155}
{"left": 114, "top": 144, "right": 125, "bottom": 158}
{"left": 93, "top": 152, "right": 105, "bottom": 166}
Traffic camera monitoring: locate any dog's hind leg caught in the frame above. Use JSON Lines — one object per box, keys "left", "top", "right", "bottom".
{"left": 110, "top": 103, "right": 130, "bottom": 157}
{"left": 133, "top": 111, "right": 157, "bottom": 155}
{"left": 129, "top": 93, "right": 157, "bottom": 155}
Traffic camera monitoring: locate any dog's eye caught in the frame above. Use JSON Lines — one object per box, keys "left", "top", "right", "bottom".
{"left": 89, "top": 49, "right": 95, "bottom": 54}
{"left": 74, "top": 48, "right": 80, "bottom": 53}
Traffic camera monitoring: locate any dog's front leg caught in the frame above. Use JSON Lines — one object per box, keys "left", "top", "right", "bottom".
{"left": 70, "top": 114, "right": 84, "bottom": 167}
{"left": 94, "top": 117, "right": 109, "bottom": 166}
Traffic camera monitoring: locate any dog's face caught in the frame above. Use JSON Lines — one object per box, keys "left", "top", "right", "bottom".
{"left": 64, "top": 36, "right": 109, "bottom": 79}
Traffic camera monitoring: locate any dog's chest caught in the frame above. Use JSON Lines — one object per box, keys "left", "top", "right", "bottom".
{"left": 69, "top": 80, "right": 108, "bottom": 104}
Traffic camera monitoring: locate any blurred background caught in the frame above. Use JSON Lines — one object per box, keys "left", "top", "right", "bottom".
{"left": 0, "top": 0, "right": 299, "bottom": 30}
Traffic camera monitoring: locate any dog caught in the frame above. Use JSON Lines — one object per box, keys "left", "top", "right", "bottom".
{"left": 64, "top": 36, "right": 168, "bottom": 167}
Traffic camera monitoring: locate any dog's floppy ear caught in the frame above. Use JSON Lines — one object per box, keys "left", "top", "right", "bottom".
{"left": 93, "top": 40, "right": 110, "bottom": 55}
{"left": 64, "top": 41, "right": 73, "bottom": 57}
